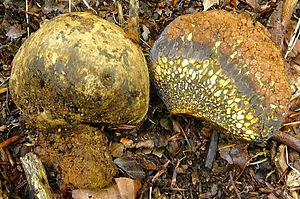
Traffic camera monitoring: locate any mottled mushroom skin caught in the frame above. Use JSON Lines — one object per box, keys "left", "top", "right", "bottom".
{"left": 150, "top": 10, "right": 291, "bottom": 142}
{"left": 10, "top": 12, "right": 149, "bottom": 129}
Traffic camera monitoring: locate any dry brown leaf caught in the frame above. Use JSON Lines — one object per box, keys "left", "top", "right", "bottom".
{"left": 115, "top": 177, "right": 142, "bottom": 199}
{"left": 219, "top": 144, "right": 249, "bottom": 167}
{"left": 114, "top": 157, "right": 146, "bottom": 181}
{"left": 72, "top": 178, "right": 141, "bottom": 199}
{"left": 6, "top": 25, "right": 26, "bottom": 39}
{"left": 244, "top": 0, "right": 259, "bottom": 10}
{"left": 268, "top": 1, "right": 284, "bottom": 47}
{"left": 203, "top": 0, "right": 219, "bottom": 11}
{"left": 282, "top": 0, "right": 298, "bottom": 29}
{"left": 274, "top": 144, "right": 288, "bottom": 173}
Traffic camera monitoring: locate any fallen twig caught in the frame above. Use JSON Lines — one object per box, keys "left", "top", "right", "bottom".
{"left": 271, "top": 131, "right": 300, "bottom": 152}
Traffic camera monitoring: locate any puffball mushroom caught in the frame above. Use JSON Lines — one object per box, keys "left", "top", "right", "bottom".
{"left": 10, "top": 12, "right": 149, "bottom": 129}
{"left": 9, "top": 12, "right": 149, "bottom": 188}
{"left": 150, "top": 10, "right": 291, "bottom": 142}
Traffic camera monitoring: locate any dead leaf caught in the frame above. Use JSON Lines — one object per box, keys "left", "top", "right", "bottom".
{"left": 141, "top": 25, "right": 150, "bottom": 41}
{"left": 282, "top": 0, "right": 298, "bottom": 29}
{"left": 72, "top": 178, "right": 141, "bottom": 199}
{"left": 274, "top": 144, "right": 288, "bottom": 173}
{"left": 219, "top": 144, "right": 249, "bottom": 167}
{"left": 110, "top": 142, "right": 124, "bottom": 158}
{"left": 203, "top": 0, "right": 219, "bottom": 11}
{"left": 244, "top": 0, "right": 259, "bottom": 10}
{"left": 114, "top": 157, "right": 145, "bottom": 181}
{"left": 136, "top": 140, "right": 154, "bottom": 148}
{"left": 115, "top": 177, "right": 142, "bottom": 199}
{"left": 6, "top": 25, "right": 26, "bottom": 39}
{"left": 268, "top": 1, "right": 284, "bottom": 47}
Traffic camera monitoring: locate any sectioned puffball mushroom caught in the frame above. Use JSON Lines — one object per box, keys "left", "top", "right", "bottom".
{"left": 150, "top": 10, "right": 291, "bottom": 142}
{"left": 9, "top": 12, "right": 149, "bottom": 188}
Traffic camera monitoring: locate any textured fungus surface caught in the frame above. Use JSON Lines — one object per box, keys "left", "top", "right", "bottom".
{"left": 150, "top": 10, "right": 291, "bottom": 142}
{"left": 35, "top": 125, "right": 117, "bottom": 188}
{"left": 10, "top": 12, "right": 149, "bottom": 129}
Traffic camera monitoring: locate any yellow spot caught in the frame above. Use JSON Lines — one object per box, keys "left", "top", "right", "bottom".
{"left": 214, "top": 90, "right": 222, "bottom": 97}
{"left": 208, "top": 69, "right": 214, "bottom": 77}
{"left": 191, "top": 71, "right": 196, "bottom": 80}
{"left": 250, "top": 117, "right": 259, "bottom": 124}
{"left": 223, "top": 89, "right": 228, "bottom": 94}
{"left": 230, "top": 51, "right": 237, "bottom": 59}
{"left": 177, "top": 59, "right": 181, "bottom": 65}
{"left": 244, "top": 122, "right": 250, "bottom": 127}
{"left": 270, "top": 104, "right": 276, "bottom": 109}
{"left": 223, "top": 79, "right": 231, "bottom": 87}
{"left": 183, "top": 67, "right": 188, "bottom": 74}
{"left": 229, "top": 88, "right": 236, "bottom": 95}
{"left": 182, "top": 59, "right": 189, "bottom": 67}
{"left": 210, "top": 75, "right": 218, "bottom": 84}
{"left": 246, "top": 112, "right": 254, "bottom": 120}
{"left": 244, "top": 101, "right": 249, "bottom": 106}
{"left": 187, "top": 33, "right": 193, "bottom": 41}
{"left": 236, "top": 40, "right": 243, "bottom": 45}
{"left": 169, "top": 61, "right": 174, "bottom": 66}
{"left": 237, "top": 111, "right": 244, "bottom": 120}
{"left": 270, "top": 81, "right": 275, "bottom": 87}
{"left": 181, "top": 36, "right": 185, "bottom": 41}
{"left": 246, "top": 130, "right": 253, "bottom": 135}
{"left": 196, "top": 64, "right": 201, "bottom": 69}
{"left": 236, "top": 123, "right": 243, "bottom": 129}
{"left": 227, "top": 99, "right": 234, "bottom": 104}
{"left": 232, "top": 114, "right": 237, "bottom": 119}
{"left": 226, "top": 108, "right": 231, "bottom": 115}
{"left": 203, "top": 59, "right": 210, "bottom": 68}
{"left": 188, "top": 69, "right": 194, "bottom": 75}
{"left": 250, "top": 134, "right": 256, "bottom": 140}
{"left": 178, "top": 67, "right": 182, "bottom": 73}
{"left": 189, "top": 58, "right": 196, "bottom": 64}
{"left": 155, "top": 65, "right": 161, "bottom": 75}
{"left": 215, "top": 41, "right": 222, "bottom": 47}
{"left": 215, "top": 68, "right": 222, "bottom": 75}
{"left": 157, "top": 58, "right": 163, "bottom": 66}
{"left": 162, "top": 56, "right": 168, "bottom": 64}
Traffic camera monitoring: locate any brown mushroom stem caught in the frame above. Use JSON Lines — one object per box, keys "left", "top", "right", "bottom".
{"left": 36, "top": 125, "right": 117, "bottom": 188}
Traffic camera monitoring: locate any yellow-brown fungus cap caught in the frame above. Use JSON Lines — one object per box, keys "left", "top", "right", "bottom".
{"left": 9, "top": 12, "right": 149, "bottom": 129}
{"left": 150, "top": 10, "right": 291, "bottom": 142}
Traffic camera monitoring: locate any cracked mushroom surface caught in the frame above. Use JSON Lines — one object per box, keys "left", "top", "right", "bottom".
{"left": 150, "top": 10, "right": 291, "bottom": 142}
{"left": 9, "top": 12, "right": 149, "bottom": 188}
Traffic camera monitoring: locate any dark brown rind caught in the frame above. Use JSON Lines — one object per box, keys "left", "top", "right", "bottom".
{"left": 150, "top": 10, "right": 291, "bottom": 142}
{"left": 9, "top": 12, "right": 149, "bottom": 129}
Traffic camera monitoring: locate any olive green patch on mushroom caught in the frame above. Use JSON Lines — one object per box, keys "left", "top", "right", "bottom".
{"left": 150, "top": 10, "right": 291, "bottom": 142}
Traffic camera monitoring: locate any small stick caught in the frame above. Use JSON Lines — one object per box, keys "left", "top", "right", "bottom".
{"left": 25, "top": 0, "right": 30, "bottom": 37}
{"left": 271, "top": 131, "right": 300, "bottom": 152}
{"left": 21, "top": 152, "right": 54, "bottom": 199}
{"left": 229, "top": 171, "right": 241, "bottom": 199}
{"left": 285, "top": 18, "right": 300, "bottom": 58}
{"left": 205, "top": 129, "right": 219, "bottom": 169}
{"left": 0, "top": 135, "right": 22, "bottom": 148}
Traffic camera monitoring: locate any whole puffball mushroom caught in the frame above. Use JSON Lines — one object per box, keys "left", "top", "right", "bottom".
{"left": 150, "top": 10, "right": 291, "bottom": 142}
{"left": 10, "top": 12, "right": 149, "bottom": 188}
